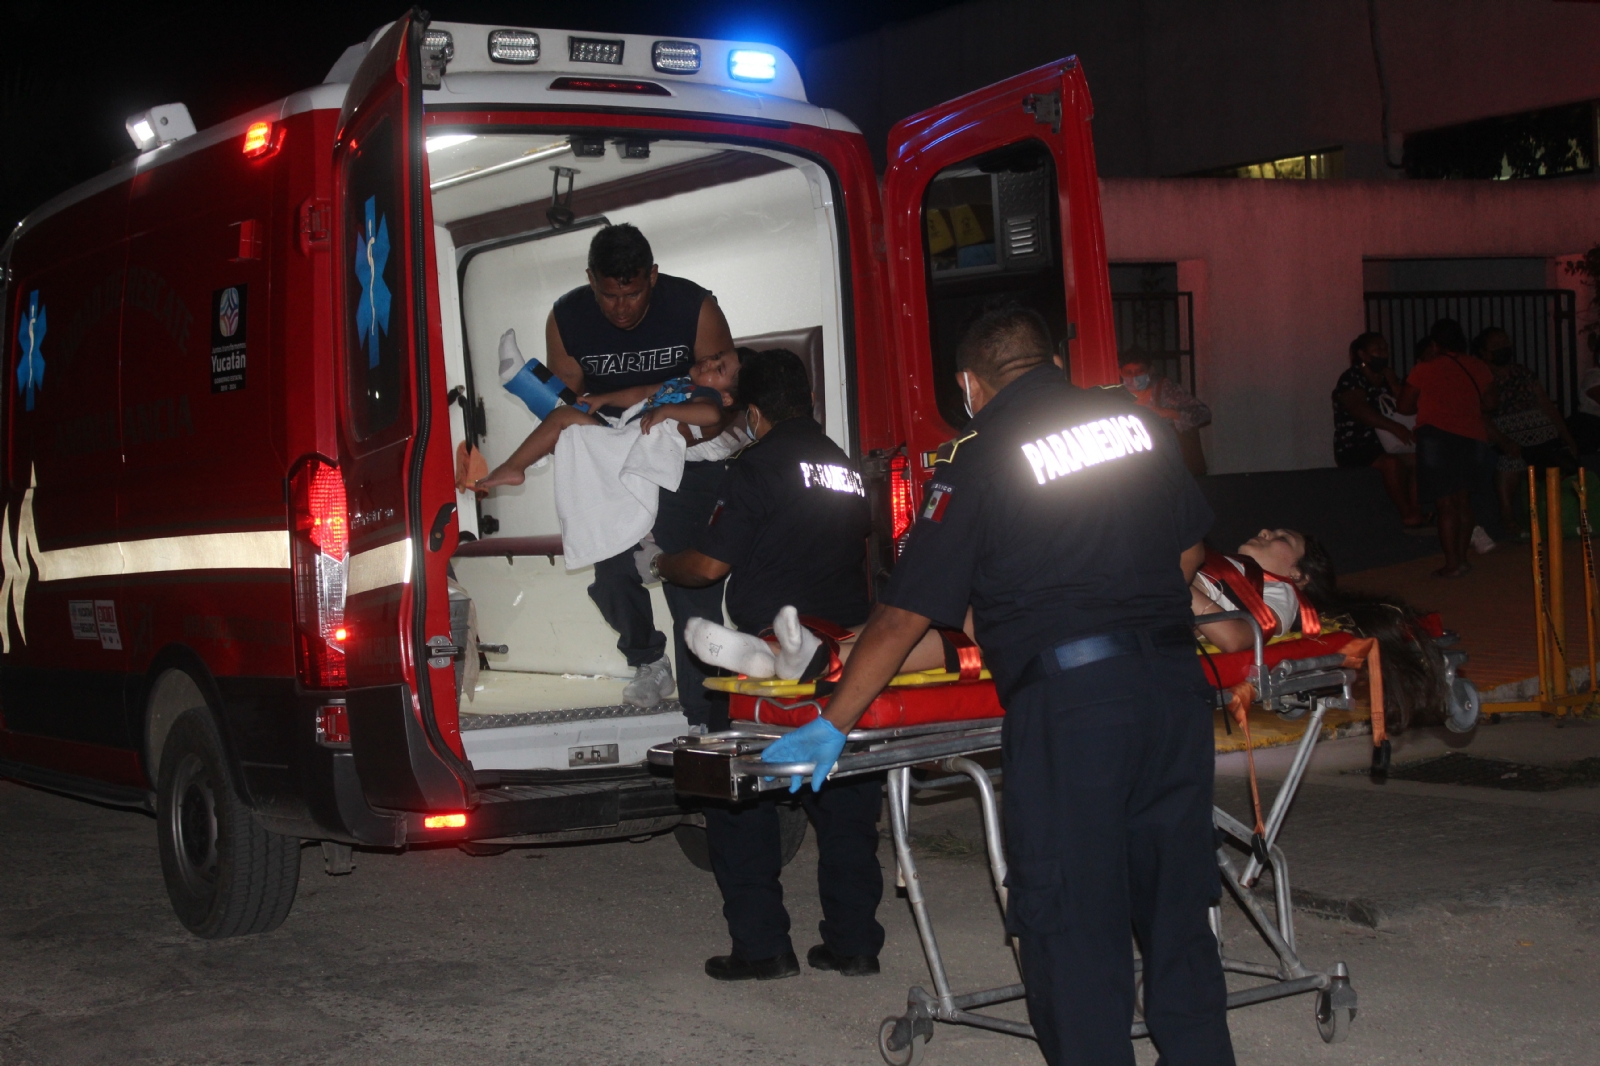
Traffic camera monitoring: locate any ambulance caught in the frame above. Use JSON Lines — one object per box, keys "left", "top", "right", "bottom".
{"left": 0, "top": 13, "right": 1118, "bottom": 937}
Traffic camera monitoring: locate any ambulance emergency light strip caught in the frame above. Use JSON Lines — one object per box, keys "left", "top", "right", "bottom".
{"left": 1021, "top": 414, "right": 1154, "bottom": 485}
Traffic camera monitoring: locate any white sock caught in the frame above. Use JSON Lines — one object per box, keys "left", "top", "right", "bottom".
{"left": 498, "top": 328, "right": 525, "bottom": 385}
{"left": 772, "top": 605, "right": 822, "bottom": 681}
{"left": 686, "top": 617, "right": 776, "bottom": 678}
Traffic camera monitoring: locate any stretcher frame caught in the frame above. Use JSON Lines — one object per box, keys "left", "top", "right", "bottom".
{"left": 651, "top": 611, "right": 1360, "bottom": 1063}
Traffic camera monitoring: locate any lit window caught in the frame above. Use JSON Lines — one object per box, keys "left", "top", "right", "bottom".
{"left": 1191, "top": 148, "right": 1344, "bottom": 180}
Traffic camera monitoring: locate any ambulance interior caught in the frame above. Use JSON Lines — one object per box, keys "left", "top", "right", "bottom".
{"left": 425, "top": 131, "right": 850, "bottom": 770}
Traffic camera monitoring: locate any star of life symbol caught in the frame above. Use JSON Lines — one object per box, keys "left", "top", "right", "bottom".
{"left": 353, "top": 195, "right": 392, "bottom": 369}
{"left": 218, "top": 286, "right": 241, "bottom": 338}
{"left": 0, "top": 465, "right": 41, "bottom": 654}
{"left": 16, "top": 290, "right": 45, "bottom": 412}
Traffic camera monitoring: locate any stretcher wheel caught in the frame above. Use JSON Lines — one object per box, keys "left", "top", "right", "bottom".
{"left": 878, "top": 1016, "right": 927, "bottom": 1066}
{"left": 1315, "top": 989, "right": 1353, "bottom": 1044}
{"left": 1446, "top": 676, "right": 1481, "bottom": 734}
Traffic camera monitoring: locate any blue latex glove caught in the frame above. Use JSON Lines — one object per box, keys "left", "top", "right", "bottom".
{"left": 761, "top": 716, "right": 847, "bottom": 793}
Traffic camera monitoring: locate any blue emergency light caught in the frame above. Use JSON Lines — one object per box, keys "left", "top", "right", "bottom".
{"left": 728, "top": 50, "right": 777, "bottom": 82}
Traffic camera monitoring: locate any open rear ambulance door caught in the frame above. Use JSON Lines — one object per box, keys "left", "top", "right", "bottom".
{"left": 881, "top": 58, "right": 1118, "bottom": 497}
{"left": 331, "top": 13, "right": 474, "bottom": 813}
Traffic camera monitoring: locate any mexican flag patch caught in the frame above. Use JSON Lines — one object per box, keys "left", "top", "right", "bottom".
{"left": 922, "top": 483, "right": 953, "bottom": 523}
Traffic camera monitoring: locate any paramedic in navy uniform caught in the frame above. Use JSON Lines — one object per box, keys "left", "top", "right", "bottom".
{"left": 545, "top": 223, "right": 737, "bottom": 719}
{"left": 763, "top": 307, "right": 1235, "bottom": 1065}
{"left": 651, "top": 349, "right": 885, "bottom": 983}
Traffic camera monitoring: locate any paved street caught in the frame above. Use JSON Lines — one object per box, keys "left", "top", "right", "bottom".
{"left": 5, "top": 718, "right": 1600, "bottom": 1065}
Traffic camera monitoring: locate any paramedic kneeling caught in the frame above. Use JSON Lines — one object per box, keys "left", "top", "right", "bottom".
{"left": 652, "top": 348, "right": 885, "bottom": 983}
{"left": 546, "top": 223, "right": 737, "bottom": 719}
{"left": 763, "top": 307, "right": 1234, "bottom": 1065}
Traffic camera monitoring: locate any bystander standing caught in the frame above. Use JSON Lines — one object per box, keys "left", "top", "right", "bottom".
{"left": 1332, "top": 332, "right": 1423, "bottom": 528}
{"left": 1477, "top": 327, "right": 1577, "bottom": 535}
{"left": 1118, "top": 353, "right": 1211, "bottom": 475}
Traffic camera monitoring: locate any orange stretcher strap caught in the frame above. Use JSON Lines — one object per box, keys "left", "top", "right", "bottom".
{"left": 938, "top": 628, "right": 985, "bottom": 681}
{"left": 1337, "top": 636, "right": 1387, "bottom": 747}
{"left": 1199, "top": 547, "right": 1319, "bottom": 639}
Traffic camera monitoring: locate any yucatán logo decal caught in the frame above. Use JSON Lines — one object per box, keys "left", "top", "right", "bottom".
{"left": 1021, "top": 415, "right": 1154, "bottom": 484}
{"left": 16, "top": 290, "right": 45, "bottom": 411}
{"left": 353, "top": 196, "right": 392, "bottom": 369}
{"left": 210, "top": 285, "right": 248, "bottom": 393}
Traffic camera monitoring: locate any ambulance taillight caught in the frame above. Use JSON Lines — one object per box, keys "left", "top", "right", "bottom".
{"left": 290, "top": 459, "right": 349, "bottom": 688}
{"left": 889, "top": 453, "right": 915, "bottom": 551}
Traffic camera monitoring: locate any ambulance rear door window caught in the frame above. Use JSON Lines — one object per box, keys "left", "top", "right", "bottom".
{"left": 343, "top": 116, "right": 407, "bottom": 443}
{"left": 921, "top": 140, "right": 1065, "bottom": 429}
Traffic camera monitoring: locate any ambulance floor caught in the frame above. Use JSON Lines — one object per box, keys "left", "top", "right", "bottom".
{"left": 459, "top": 669, "right": 669, "bottom": 717}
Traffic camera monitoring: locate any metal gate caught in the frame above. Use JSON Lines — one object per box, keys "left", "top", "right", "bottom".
{"left": 1364, "top": 289, "right": 1580, "bottom": 413}
{"left": 1112, "top": 292, "right": 1196, "bottom": 393}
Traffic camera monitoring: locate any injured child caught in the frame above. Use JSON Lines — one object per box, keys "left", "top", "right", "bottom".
{"left": 476, "top": 331, "right": 743, "bottom": 491}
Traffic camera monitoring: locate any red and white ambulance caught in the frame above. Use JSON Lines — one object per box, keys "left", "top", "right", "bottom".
{"left": 0, "top": 13, "right": 1118, "bottom": 936}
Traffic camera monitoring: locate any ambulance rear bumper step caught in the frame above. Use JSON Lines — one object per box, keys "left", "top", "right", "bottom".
{"left": 427, "top": 769, "right": 682, "bottom": 841}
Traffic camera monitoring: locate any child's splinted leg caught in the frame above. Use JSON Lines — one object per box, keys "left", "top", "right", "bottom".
{"left": 498, "top": 328, "right": 579, "bottom": 419}
{"left": 773, "top": 605, "right": 824, "bottom": 681}
{"left": 686, "top": 617, "right": 777, "bottom": 678}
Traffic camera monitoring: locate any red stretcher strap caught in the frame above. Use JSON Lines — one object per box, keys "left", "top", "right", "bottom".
{"left": 939, "top": 628, "right": 985, "bottom": 681}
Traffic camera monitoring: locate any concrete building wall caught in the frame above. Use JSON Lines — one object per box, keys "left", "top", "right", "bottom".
{"left": 807, "top": 0, "right": 1600, "bottom": 177}
{"left": 1100, "top": 177, "right": 1600, "bottom": 473}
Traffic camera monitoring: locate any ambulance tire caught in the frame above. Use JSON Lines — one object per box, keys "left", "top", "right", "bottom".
{"left": 156, "top": 709, "right": 301, "bottom": 938}
{"left": 673, "top": 802, "right": 808, "bottom": 872}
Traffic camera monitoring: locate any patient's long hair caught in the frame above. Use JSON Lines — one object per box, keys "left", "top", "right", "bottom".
{"left": 1295, "top": 534, "right": 1449, "bottom": 732}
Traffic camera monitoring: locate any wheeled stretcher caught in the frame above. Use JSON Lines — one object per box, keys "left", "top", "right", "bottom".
{"left": 652, "top": 611, "right": 1475, "bottom": 1063}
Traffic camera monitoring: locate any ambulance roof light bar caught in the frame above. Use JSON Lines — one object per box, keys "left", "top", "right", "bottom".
{"left": 124, "top": 103, "right": 197, "bottom": 152}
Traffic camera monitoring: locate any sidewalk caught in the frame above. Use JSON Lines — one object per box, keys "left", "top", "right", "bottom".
{"left": 1345, "top": 539, "right": 1594, "bottom": 695}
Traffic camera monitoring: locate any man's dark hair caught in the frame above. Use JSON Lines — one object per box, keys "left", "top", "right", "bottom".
{"left": 587, "top": 223, "right": 654, "bottom": 281}
{"left": 1348, "top": 331, "right": 1385, "bottom": 365}
{"left": 736, "top": 348, "right": 812, "bottom": 423}
{"left": 955, "top": 304, "right": 1053, "bottom": 384}
{"left": 1428, "top": 318, "right": 1469, "bottom": 355}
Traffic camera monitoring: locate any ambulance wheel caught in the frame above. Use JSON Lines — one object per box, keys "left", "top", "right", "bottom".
{"left": 156, "top": 710, "right": 301, "bottom": 938}
{"left": 1315, "top": 989, "right": 1352, "bottom": 1044}
{"left": 673, "top": 803, "right": 808, "bottom": 872}
{"left": 878, "top": 1016, "right": 927, "bottom": 1066}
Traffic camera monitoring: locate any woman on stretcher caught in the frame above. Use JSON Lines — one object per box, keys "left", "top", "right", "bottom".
{"left": 687, "top": 530, "right": 1323, "bottom": 683}
{"left": 475, "top": 343, "right": 743, "bottom": 491}
{"left": 691, "top": 526, "right": 1449, "bottom": 733}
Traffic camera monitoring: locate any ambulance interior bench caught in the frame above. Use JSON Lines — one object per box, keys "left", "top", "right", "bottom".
{"left": 653, "top": 610, "right": 1480, "bottom": 1063}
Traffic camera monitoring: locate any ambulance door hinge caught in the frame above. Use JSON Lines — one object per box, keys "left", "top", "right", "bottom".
{"left": 298, "top": 198, "right": 332, "bottom": 256}
{"left": 427, "top": 635, "right": 464, "bottom": 669}
{"left": 1024, "top": 90, "right": 1062, "bottom": 135}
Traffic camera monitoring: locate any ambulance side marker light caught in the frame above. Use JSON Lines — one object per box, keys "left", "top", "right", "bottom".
{"left": 728, "top": 50, "right": 777, "bottom": 82}
{"left": 548, "top": 76, "right": 671, "bottom": 96}
{"left": 243, "top": 121, "right": 284, "bottom": 160}
{"left": 424, "top": 814, "right": 468, "bottom": 829}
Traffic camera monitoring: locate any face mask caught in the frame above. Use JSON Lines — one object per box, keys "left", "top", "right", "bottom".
{"left": 960, "top": 374, "right": 976, "bottom": 419}
{"left": 1367, "top": 357, "right": 1389, "bottom": 372}
{"left": 745, "top": 409, "right": 759, "bottom": 438}
{"left": 1124, "top": 374, "right": 1151, "bottom": 391}
{"left": 1490, "top": 349, "right": 1515, "bottom": 366}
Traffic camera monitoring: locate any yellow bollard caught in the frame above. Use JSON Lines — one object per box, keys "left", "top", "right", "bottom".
{"left": 1548, "top": 465, "right": 1567, "bottom": 702}
{"left": 1580, "top": 470, "right": 1599, "bottom": 707}
{"left": 1529, "top": 466, "right": 1551, "bottom": 707}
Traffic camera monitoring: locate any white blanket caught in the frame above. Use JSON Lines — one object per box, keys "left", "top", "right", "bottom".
{"left": 553, "top": 404, "right": 688, "bottom": 569}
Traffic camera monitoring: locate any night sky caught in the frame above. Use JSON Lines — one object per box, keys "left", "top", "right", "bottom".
{"left": 1, "top": 0, "right": 960, "bottom": 232}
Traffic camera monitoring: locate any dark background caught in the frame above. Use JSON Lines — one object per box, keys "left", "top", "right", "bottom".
{"left": 0, "top": 0, "right": 963, "bottom": 233}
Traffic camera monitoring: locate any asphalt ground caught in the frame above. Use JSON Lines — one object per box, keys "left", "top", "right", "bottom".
{"left": 5, "top": 717, "right": 1600, "bottom": 1064}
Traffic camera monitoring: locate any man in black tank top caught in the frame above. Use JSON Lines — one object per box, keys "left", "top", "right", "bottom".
{"left": 544, "top": 224, "right": 736, "bottom": 720}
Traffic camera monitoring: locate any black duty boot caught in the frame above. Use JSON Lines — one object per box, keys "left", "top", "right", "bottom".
{"left": 704, "top": 951, "right": 801, "bottom": 981}
{"left": 806, "top": 944, "right": 880, "bottom": 976}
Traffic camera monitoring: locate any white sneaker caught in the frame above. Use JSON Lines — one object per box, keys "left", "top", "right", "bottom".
{"left": 1470, "top": 525, "right": 1497, "bottom": 555}
{"left": 623, "top": 656, "right": 674, "bottom": 708}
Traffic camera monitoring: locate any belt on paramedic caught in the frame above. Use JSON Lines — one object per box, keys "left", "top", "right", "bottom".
{"left": 1010, "top": 623, "right": 1196, "bottom": 700}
